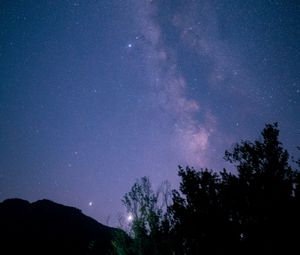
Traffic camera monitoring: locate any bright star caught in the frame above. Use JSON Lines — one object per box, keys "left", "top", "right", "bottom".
{"left": 89, "top": 201, "right": 93, "bottom": 206}
{"left": 128, "top": 43, "right": 132, "bottom": 48}
{"left": 127, "top": 214, "right": 133, "bottom": 222}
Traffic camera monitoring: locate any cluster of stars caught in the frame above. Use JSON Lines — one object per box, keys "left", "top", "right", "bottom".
{"left": 0, "top": 0, "right": 299, "bottom": 227}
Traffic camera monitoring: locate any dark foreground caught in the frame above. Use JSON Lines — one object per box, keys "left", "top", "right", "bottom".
{"left": 0, "top": 198, "right": 117, "bottom": 255}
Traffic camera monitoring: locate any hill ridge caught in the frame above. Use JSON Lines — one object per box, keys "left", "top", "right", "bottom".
{"left": 0, "top": 198, "right": 118, "bottom": 255}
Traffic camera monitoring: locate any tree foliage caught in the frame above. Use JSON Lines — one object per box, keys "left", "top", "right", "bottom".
{"left": 112, "top": 177, "right": 172, "bottom": 255}
{"left": 112, "top": 123, "right": 300, "bottom": 254}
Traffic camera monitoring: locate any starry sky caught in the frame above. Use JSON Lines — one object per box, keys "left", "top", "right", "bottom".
{"left": 1, "top": 0, "right": 299, "bottom": 225}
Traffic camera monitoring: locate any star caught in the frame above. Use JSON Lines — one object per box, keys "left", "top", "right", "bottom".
{"left": 1, "top": 0, "right": 299, "bottom": 229}
{"left": 127, "top": 214, "right": 133, "bottom": 222}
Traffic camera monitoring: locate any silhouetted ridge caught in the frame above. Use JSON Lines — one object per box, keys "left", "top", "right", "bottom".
{"left": 32, "top": 199, "right": 82, "bottom": 213}
{"left": 0, "top": 198, "right": 118, "bottom": 255}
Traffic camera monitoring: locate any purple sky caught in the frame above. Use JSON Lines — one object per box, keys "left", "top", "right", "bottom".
{"left": 0, "top": 0, "right": 299, "bottom": 226}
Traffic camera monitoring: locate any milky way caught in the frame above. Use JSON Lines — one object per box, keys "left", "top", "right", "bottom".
{"left": 0, "top": 0, "right": 299, "bottom": 225}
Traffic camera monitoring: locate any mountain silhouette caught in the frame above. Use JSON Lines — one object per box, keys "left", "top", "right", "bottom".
{"left": 0, "top": 198, "right": 119, "bottom": 254}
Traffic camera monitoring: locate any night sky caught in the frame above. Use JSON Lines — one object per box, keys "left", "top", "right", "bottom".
{"left": 1, "top": 0, "right": 299, "bottom": 225}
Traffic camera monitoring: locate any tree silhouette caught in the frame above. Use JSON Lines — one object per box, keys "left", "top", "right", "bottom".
{"left": 170, "top": 167, "right": 228, "bottom": 254}
{"left": 170, "top": 123, "right": 298, "bottom": 254}
{"left": 114, "top": 123, "right": 300, "bottom": 254}
{"left": 223, "top": 123, "right": 295, "bottom": 254}
{"left": 112, "top": 177, "right": 172, "bottom": 255}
